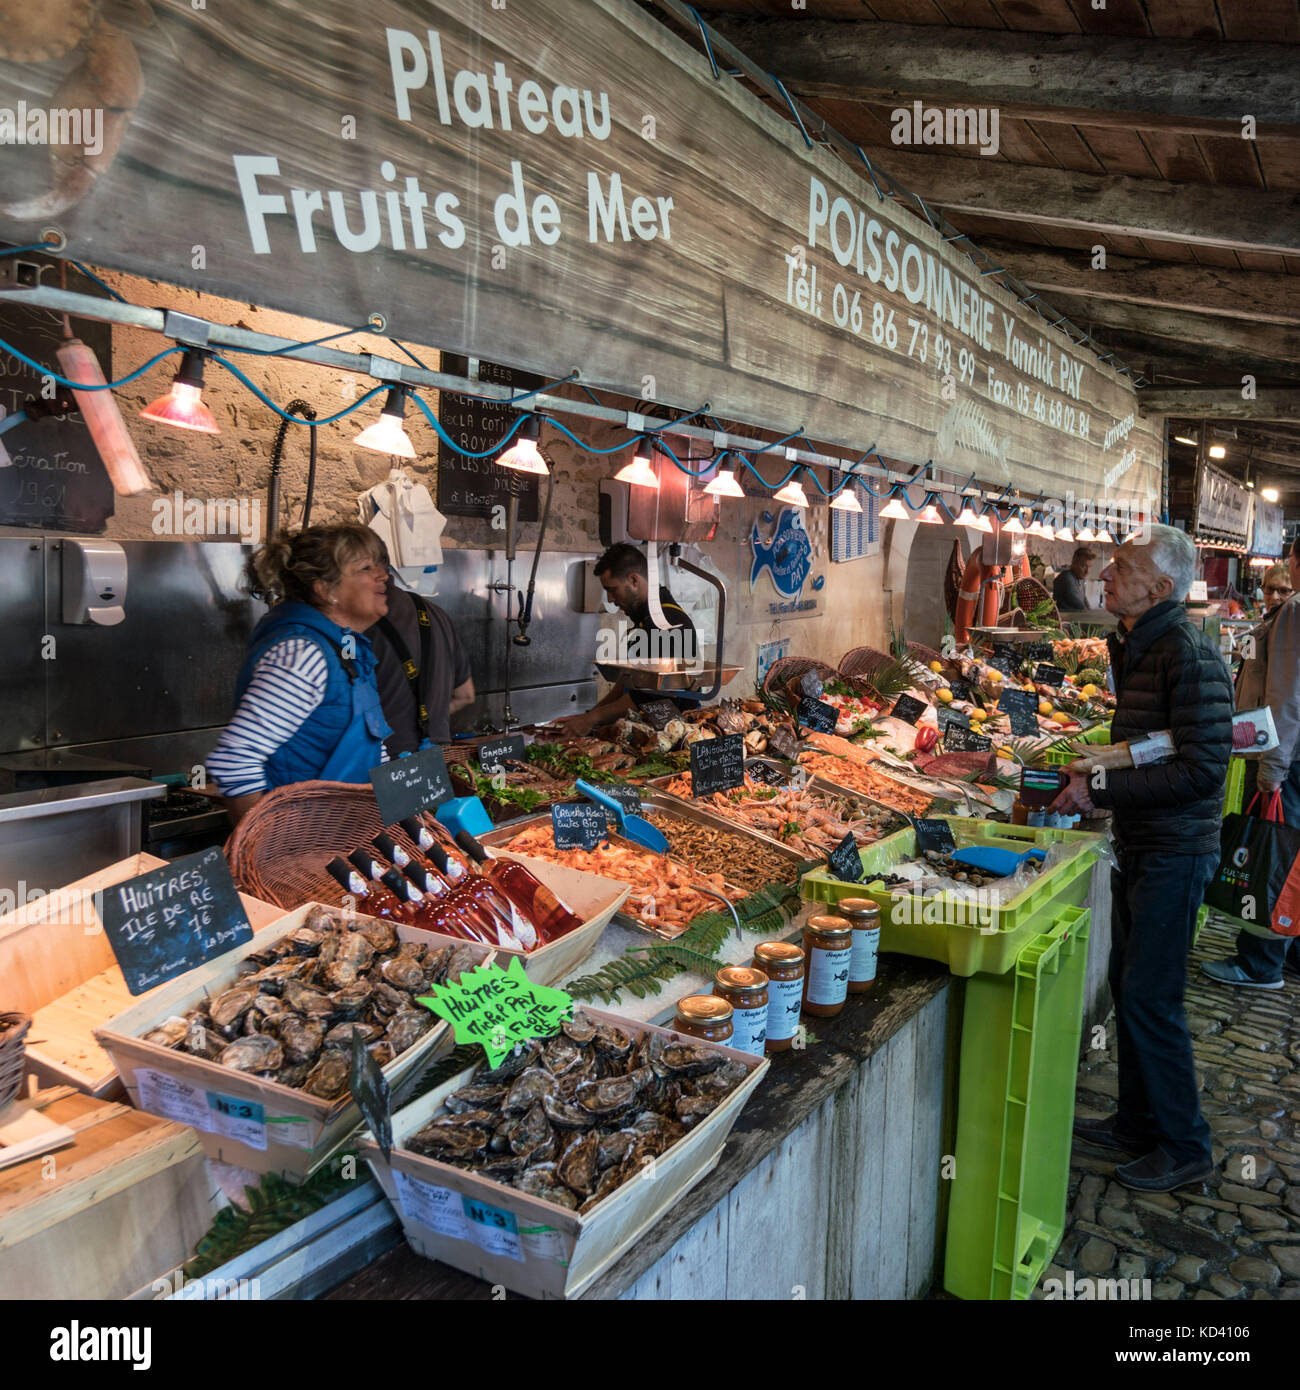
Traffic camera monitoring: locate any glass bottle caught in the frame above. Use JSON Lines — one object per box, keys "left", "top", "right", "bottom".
{"left": 400, "top": 816, "right": 469, "bottom": 880}
{"left": 753, "top": 941, "right": 805, "bottom": 1053}
{"left": 373, "top": 831, "right": 449, "bottom": 899}
{"left": 712, "top": 966, "right": 768, "bottom": 1057}
{"left": 837, "top": 897, "right": 881, "bottom": 994}
{"left": 324, "top": 855, "right": 407, "bottom": 921}
{"left": 454, "top": 831, "right": 584, "bottom": 944}
{"left": 672, "top": 994, "right": 734, "bottom": 1044}
{"left": 801, "top": 914, "right": 853, "bottom": 1018}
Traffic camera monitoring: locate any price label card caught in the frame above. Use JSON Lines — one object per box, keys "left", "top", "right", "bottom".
{"left": 639, "top": 699, "right": 680, "bottom": 730}
{"left": 1023, "top": 641, "right": 1055, "bottom": 661}
{"left": 997, "top": 686, "right": 1038, "bottom": 716}
{"left": 985, "top": 648, "right": 1018, "bottom": 676}
{"left": 418, "top": 956, "right": 573, "bottom": 1069}
{"left": 394, "top": 1171, "right": 469, "bottom": 1240}
{"left": 912, "top": 818, "right": 957, "bottom": 855}
{"left": 745, "top": 759, "right": 789, "bottom": 786}
{"left": 690, "top": 733, "right": 745, "bottom": 796}
{"left": 828, "top": 831, "right": 864, "bottom": 883}
{"left": 477, "top": 734, "right": 526, "bottom": 773}
{"left": 1008, "top": 708, "right": 1039, "bottom": 737}
{"left": 797, "top": 695, "right": 837, "bottom": 733}
{"left": 102, "top": 848, "right": 253, "bottom": 996}
{"left": 798, "top": 669, "right": 825, "bottom": 699}
{"left": 350, "top": 1033, "right": 392, "bottom": 1162}
{"left": 937, "top": 706, "right": 970, "bottom": 733}
{"left": 890, "top": 694, "right": 928, "bottom": 725}
{"left": 948, "top": 677, "right": 972, "bottom": 702}
{"left": 206, "top": 1091, "right": 267, "bottom": 1150}
{"left": 461, "top": 1196, "right": 524, "bottom": 1262}
{"left": 370, "top": 744, "right": 453, "bottom": 825}
{"left": 600, "top": 782, "right": 643, "bottom": 816}
{"left": 1033, "top": 663, "right": 1067, "bottom": 687}
{"left": 551, "top": 802, "right": 607, "bottom": 849}
{"left": 944, "top": 725, "right": 993, "bottom": 753}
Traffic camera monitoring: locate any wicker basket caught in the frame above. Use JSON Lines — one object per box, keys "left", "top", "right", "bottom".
{"left": 225, "top": 780, "right": 449, "bottom": 912}
{"left": 0, "top": 1012, "right": 31, "bottom": 1112}
{"left": 1013, "top": 576, "right": 1060, "bottom": 625}
{"left": 838, "top": 646, "right": 895, "bottom": 682}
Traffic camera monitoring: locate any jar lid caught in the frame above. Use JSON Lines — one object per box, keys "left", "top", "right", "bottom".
{"left": 754, "top": 941, "right": 805, "bottom": 966}
{"left": 714, "top": 965, "right": 768, "bottom": 996}
{"left": 837, "top": 897, "right": 881, "bottom": 922}
{"left": 675, "top": 994, "right": 733, "bottom": 1024}
{"left": 806, "top": 913, "right": 852, "bottom": 941}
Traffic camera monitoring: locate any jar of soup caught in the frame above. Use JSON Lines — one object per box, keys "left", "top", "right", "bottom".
{"left": 673, "top": 994, "right": 734, "bottom": 1044}
{"left": 753, "top": 942, "right": 805, "bottom": 1052}
{"left": 802, "top": 914, "right": 853, "bottom": 1017}
{"left": 838, "top": 897, "right": 881, "bottom": 993}
{"left": 713, "top": 966, "right": 768, "bottom": 1057}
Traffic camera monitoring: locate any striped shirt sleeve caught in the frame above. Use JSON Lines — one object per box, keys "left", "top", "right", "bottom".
{"left": 208, "top": 639, "right": 330, "bottom": 797}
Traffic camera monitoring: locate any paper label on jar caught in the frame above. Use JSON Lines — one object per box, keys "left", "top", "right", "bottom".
{"left": 849, "top": 926, "right": 880, "bottom": 985}
{"left": 729, "top": 1004, "right": 768, "bottom": 1056}
{"left": 766, "top": 976, "right": 804, "bottom": 1040}
{"left": 806, "top": 944, "right": 852, "bottom": 1005}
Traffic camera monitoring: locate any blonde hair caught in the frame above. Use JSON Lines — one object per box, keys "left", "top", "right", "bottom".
{"left": 246, "top": 524, "right": 388, "bottom": 606}
{"left": 1262, "top": 563, "right": 1289, "bottom": 591}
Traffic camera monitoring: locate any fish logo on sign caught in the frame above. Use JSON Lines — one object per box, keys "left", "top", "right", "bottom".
{"left": 751, "top": 507, "right": 812, "bottom": 597}
{"left": 936, "top": 399, "right": 1012, "bottom": 477}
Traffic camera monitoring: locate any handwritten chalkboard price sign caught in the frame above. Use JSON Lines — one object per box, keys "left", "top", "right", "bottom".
{"left": 1033, "top": 664, "right": 1067, "bottom": 687}
{"left": 436, "top": 355, "right": 541, "bottom": 520}
{"left": 944, "top": 725, "right": 993, "bottom": 753}
{"left": 828, "top": 832, "right": 864, "bottom": 884}
{"left": 690, "top": 733, "right": 745, "bottom": 796}
{"left": 913, "top": 818, "right": 957, "bottom": 855}
{"left": 477, "top": 734, "right": 526, "bottom": 773}
{"left": 997, "top": 687, "right": 1038, "bottom": 717}
{"left": 796, "top": 695, "right": 837, "bottom": 733}
{"left": 552, "top": 802, "right": 608, "bottom": 849}
{"left": 101, "top": 847, "right": 253, "bottom": 996}
{"left": 370, "top": 745, "right": 453, "bottom": 826}
{"left": 890, "top": 694, "right": 927, "bottom": 725}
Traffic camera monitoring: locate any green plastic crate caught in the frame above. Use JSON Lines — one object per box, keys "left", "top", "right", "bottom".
{"left": 1040, "top": 720, "right": 1111, "bottom": 768}
{"left": 802, "top": 818, "right": 1102, "bottom": 977}
{"left": 944, "top": 904, "right": 1092, "bottom": 1300}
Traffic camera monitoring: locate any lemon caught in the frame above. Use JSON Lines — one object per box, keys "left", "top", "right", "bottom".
{"left": 1081, "top": 683, "right": 1098, "bottom": 698}
{"left": 937, "top": 688, "right": 953, "bottom": 704}
{"left": 1052, "top": 711, "right": 1070, "bottom": 725}
{"left": 969, "top": 707, "right": 987, "bottom": 721}
{"left": 988, "top": 669, "right": 1002, "bottom": 683}
{"left": 998, "top": 746, "right": 1014, "bottom": 759}
{"left": 1038, "top": 700, "right": 1053, "bottom": 716}
{"left": 929, "top": 661, "right": 943, "bottom": 673}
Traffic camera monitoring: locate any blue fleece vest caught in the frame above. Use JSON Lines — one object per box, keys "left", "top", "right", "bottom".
{"left": 235, "top": 601, "right": 390, "bottom": 789}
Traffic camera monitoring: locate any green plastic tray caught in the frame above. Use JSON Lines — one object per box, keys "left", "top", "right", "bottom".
{"left": 802, "top": 817, "right": 1102, "bottom": 977}
{"left": 1040, "top": 720, "right": 1111, "bottom": 767}
{"left": 944, "top": 904, "right": 1092, "bottom": 1300}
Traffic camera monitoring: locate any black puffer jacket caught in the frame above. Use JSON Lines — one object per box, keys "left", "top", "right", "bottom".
{"left": 1090, "top": 600, "right": 1232, "bottom": 855}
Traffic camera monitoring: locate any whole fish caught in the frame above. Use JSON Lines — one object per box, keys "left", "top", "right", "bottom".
{"left": 750, "top": 508, "right": 812, "bottom": 596}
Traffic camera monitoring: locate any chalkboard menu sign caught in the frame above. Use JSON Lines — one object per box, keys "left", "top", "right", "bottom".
{"left": 985, "top": 648, "right": 1018, "bottom": 676}
{"left": 997, "top": 687, "right": 1038, "bottom": 717}
{"left": 600, "top": 782, "right": 643, "bottom": 816}
{"left": 945, "top": 725, "right": 993, "bottom": 753}
{"left": 913, "top": 818, "right": 957, "bottom": 855}
{"left": 639, "top": 699, "right": 680, "bottom": 730}
{"left": 937, "top": 707, "right": 970, "bottom": 734}
{"left": 370, "top": 745, "right": 453, "bottom": 826}
{"left": 1008, "top": 708, "right": 1039, "bottom": 737}
{"left": 552, "top": 802, "right": 607, "bottom": 849}
{"left": 890, "top": 694, "right": 927, "bottom": 725}
{"left": 797, "top": 696, "right": 837, "bottom": 733}
{"left": 746, "top": 759, "right": 787, "bottom": 786}
{"left": 437, "top": 354, "right": 540, "bottom": 520}
{"left": 0, "top": 267, "right": 116, "bottom": 533}
{"left": 102, "top": 847, "right": 253, "bottom": 996}
{"left": 1024, "top": 642, "right": 1055, "bottom": 661}
{"left": 828, "top": 832, "right": 864, "bottom": 883}
{"left": 1034, "top": 664, "right": 1067, "bottom": 687}
{"left": 690, "top": 733, "right": 745, "bottom": 796}
{"left": 477, "top": 734, "right": 526, "bottom": 772}
{"left": 948, "top": 677, "right": 972, "bottom": 702}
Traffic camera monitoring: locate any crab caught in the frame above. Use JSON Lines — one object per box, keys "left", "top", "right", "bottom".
{"left": 0, "top": 0, "right": 147, "bottom": 220}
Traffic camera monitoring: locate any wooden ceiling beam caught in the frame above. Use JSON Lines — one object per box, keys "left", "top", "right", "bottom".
{"left": 858, "top": 148, "right": 1300, "bottom": 256}
{"left": 1137, "top": 389, "right": 1300, "bottom": 420}
{"left": 974, "top": 239, "right": 1300, "bottom": 328}
{"left": 703, "top": 17, "right": 1300, "bottom": 139}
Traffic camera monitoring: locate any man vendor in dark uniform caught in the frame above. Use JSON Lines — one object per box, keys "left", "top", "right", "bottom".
{"left": 557, "top": 543, "right": 698, "bottom": 736}
{"left": 368, "top": 573, "right": 475, "bottom": 754}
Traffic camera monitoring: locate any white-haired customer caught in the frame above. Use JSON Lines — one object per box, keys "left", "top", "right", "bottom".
{"left": 1051, "top": 524, "right": 1233, "bottom": 1193}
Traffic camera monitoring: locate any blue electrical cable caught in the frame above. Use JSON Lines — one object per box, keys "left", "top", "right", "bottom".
{"left": 408, "top": 390, "right": 528, "bottom": 457}
{"left": 0, "top": 334, "right": 183, "bottom": 390}
{"left": 211, "top": 354, "right": 387, "bottom": 425}
{"left": 0, "top": 241, "right": 58, "bottom": 258}
{"left": 68, "top": 261, "right": 127, "bottom": 303}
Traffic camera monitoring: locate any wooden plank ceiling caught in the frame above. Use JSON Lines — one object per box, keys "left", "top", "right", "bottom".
{"left": 651, "top": 0, "right": 1300, "bottom": 510}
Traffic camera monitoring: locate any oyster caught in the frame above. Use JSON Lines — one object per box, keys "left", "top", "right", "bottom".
{"left": 209, "top": 986, "right": 258, "bottom": 1033}
{"left": 281, "top": 927, "right": 325, "bottom": 955}
{"left": 509, "top": 1102, "right": 556, "bottom": 1161}
{"left": 219, "top": 1033, "right": 283, "bottom": 1073}
{"left": 444, "top": 944, "right": 479, "bottom": 981}
{"left": 330, "top": 979, "right": 374, "bottom": 1018}
{"left": 574, "top": 1070, "right": 647, "bottom": 1118}
{"left": 542, "top": 1035, "right": 587, "bottom": 1077}
{"left": 142, "top": 1016, "right": 188, "bottom": 1049}
{"left": 367, "top": 1041, "right": 395, "bottom": 1068}
{"left": 384, "top": 1009, "right": 432, "bottom": 1056}
{"left": 676, "top": 1094, "right": 721, "bottom": 1127}
{"left": 369, "top": 981, "right": 408, "bottom": 1017}
{"left": 502, "top": 1067, "right": 556, "bottom": 1116}
{"left": 278, "top": 1016, "right": 325, "bottom": 1064}
{"left": 514, "top": 1164, "right": 580, "bottom": 1209}
{"left": 556, "top": 1131, "right": 600, "bottom": 1196}
{"left": 302, "top": 1050, "right": 349, "bottom": 1099}
{"left": 562, "top": 1011, "right": 597, "bottom": 1045}
{"left": 240, "top": 958, "right": 313, "bottom": 991}
{"left": 445, "top": 1082, "right": 509, "bottom": 1115}
{"left": 597, "top": 1130, "right": 636, "bottom": 1171}
{"left": 661, "top": 1042, "right": 725, "bottom": 1076}
{"left": 184, "top": 1018, "right": 224, "bottom": 1060}
{"left": 592, "top": 1022, "right": 633, "bottom": 1060}
{"left": 579, "top": 1165, "right": 625, "bottom": 1214}
{"left": 282, "top": 980, "right": 335, "bottom": 1019}
{"left": 303, "top": 905, "right": 342, "bottom": 933}
{"left": 276, "top": 1061, "right": 312, "bottom": 1089}
{"left": 479, "top": 1039, "right": 543, "bottom": 1083}
{"left": 323, "top": 1021, "right": 379, "bottom": 1049}
{"left": 380, "top": 955, "right": 426, "bottom": 992}
{"left": 354, "top": 916, "right": 398, "bottom": 953}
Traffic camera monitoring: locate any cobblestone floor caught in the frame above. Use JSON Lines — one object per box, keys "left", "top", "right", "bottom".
{"left": 1035, "top": 914, "right": 1300, "bottom": 1301}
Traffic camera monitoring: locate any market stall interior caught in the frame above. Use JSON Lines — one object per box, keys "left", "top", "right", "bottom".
{"left": 2, "top": 0, "right": 1282, "bottom": 1307}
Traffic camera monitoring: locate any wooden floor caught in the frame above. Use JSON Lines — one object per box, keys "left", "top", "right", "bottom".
{"left": 325, "top": 951, "right": 954, "bottom": 1300}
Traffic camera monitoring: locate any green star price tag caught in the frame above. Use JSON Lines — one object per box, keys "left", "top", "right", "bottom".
{"left": 416, "top": 956, "right": 573, "bottom": 1069}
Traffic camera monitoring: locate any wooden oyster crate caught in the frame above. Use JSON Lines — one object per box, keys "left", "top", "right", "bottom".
{"left": 0, "top": 852, "right": 282, "bottom": 1098}
{"left": 95, "top": 903, "right": 492, "bottom": 1182}
{"left": 485, "top": 852, "right": 630, "bottom": 986}
{"left": 0, "top": 1084, "right": 222, "bottom": 1300}
{"left": 358, "top": 1008, "right": 768, "bottom": 1299}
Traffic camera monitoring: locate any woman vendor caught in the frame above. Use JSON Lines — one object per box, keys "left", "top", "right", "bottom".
{"left": 209, "top": 524, "right": 392, "bottom": 823}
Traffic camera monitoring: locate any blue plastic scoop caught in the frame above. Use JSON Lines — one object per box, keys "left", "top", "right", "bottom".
{"left": 950, "top": 845, "right": 1047, "bottom": 877}
{"left": 574, "top": 778, "right": 670, "bottom": 854}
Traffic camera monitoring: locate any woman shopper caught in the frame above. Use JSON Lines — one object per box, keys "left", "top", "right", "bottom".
{"left": 1202, "top": 546, "right": 1300, "bottom": 987}
{"left": 209, "top": 524, "right": 392, "bottom": 824}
